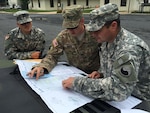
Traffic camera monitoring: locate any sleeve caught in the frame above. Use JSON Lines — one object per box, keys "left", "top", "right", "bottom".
{"left": 72, "top": 46, "right": 143, "bottom": 101}
{"left": 33, "top": 29, "right": 46, "bottom": 54}
{"left": 33, "top": 32, "right": 64, "bottom": 72}
{"left": 4, "top": 33, "right": 32, "bottom": 60}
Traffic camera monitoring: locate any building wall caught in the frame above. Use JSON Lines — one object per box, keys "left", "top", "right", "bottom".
{"left": 29, "top": 0, "right": 44, "bottom": 10}
{"left": 99, "top": 0, "right": 150, "bottom": 12}
{"left": 29, "top": 0, "right": 100, "bottom": 10}
{"left": 8, "top": 0, "right": 19, "bottom": 7}
{"left": 44, "top": 0, "right": 55, "bottom": 10}
{"left": 18, "top": 0, "right": 150, "bottom": 12}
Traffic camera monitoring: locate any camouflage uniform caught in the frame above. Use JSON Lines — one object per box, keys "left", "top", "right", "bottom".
{"left": 34, "top": 5, "right": 100, "bottom": 74}
{"left": 71, "top": 3, "right": 150, "bottom": 101}
{"left": 35, "top": 28, "right": 100, "bottom": 74}
{"left": 4, "top": 10, "right": 45, "bottom": 60}
{"left": 4, "top": 27, "right": 45, "bottom": 60}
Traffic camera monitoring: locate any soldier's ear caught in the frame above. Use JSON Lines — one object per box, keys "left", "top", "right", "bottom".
{"left": 80, "top": 18, "right": 84, "bottom": 23}
{"left": 110, "top": 21, "right": 117, "bottom": 29}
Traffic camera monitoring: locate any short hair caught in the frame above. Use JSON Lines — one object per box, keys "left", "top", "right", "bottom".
{"left": 104, "top": 17, "right": 120, "bottom": 28}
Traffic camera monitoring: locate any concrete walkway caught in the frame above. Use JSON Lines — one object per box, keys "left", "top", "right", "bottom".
{"left": 0, "top": 10, "right": 133, "bottom": 15}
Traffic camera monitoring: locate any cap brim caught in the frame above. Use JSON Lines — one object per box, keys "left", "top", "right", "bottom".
{"left": 62, "top": 19, "right": 80, "bottom": 29}
{"left": 86, "top": 22, "right": 105, "bottom": 32}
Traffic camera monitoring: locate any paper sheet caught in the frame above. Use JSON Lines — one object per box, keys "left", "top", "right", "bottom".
{"left": 121, "top": 109, "right": 149, "bottom": 113}
{"left": 107, "top": 96, "right": 142, "bottom": 109}
{"left": 15, "top": 59, "right": 143, "bottom": 113}
{"left": 15, "top": 59, "right": 93, "bottom": 113}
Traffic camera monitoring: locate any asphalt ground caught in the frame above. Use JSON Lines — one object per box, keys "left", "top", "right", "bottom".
{"left": 0, "top": 13, "right": 150, "bottom": 62}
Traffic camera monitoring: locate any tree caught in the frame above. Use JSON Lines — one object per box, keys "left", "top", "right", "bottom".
{"left": 19, "top": 0, "right": 30, "bottom": 10}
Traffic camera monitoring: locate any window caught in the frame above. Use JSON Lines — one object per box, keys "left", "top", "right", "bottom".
{"left": 86, "top": 0, "right": 89, "bottom": 6}
{"left": 104, "top": 0, "right": 109, "bottom": 4}
{"left": 121, "top": 0, "right": 127, "bottom": 6}
{"left": 50, "top": 0, "right": 54, "bottom": 7}
{"left": 67, "top": 0, "right": 70, "bottom": 6}
{"left": 143, "top": 0, "right": 148, "bottom": 3}
{"left": 73, "top": 0, "right": 76, "bottom": 5}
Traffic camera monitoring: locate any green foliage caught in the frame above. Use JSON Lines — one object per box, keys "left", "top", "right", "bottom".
{"left": 83, "top": 9, "right": 93, "bottom": 13}
{"left": 0, "top": 9, "right": 56, "bottom": 13}
{"left": 19, "top": 0, "right": 30, "bottom": 4}
{"left": 19, "top": 0, "right": 30, "bottom": 10}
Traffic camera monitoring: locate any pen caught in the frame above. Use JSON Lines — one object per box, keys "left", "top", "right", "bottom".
{"left": 80, "top": 73, "right": 88, "bottom": 76}
{"left": 62, "top": 63, "right": 70, "bottom": 66}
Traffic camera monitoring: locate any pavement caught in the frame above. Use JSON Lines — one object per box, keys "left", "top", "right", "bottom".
{"left": 0, "top": 11, "right": 150, "bottom": 68}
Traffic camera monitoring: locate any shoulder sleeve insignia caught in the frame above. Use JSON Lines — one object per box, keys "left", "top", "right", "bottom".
{"left": 113, "top": 54, "right": 138, "bottom": 83}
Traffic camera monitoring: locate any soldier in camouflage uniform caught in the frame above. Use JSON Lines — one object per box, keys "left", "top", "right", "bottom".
{"left": 4, "top": 10, "right": 45, "bottom": 60}
{"left": 62, "top": 3, "right": 150, "bottom": 101}
{"left": 28, "top": 5, "right": 100, "bottom": 80}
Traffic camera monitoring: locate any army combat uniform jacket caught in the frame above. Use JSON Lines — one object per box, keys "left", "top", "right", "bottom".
{"left": 72, "top": 28, "right": 150, "bottom": 101}
{"left": 4, "top": 26, "right": 45, "bottom": 60}
{"left": 34, "top": 28, "right": 100, "bottom": 74}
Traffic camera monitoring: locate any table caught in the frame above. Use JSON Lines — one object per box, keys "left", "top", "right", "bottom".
{"left": 0, "top": 60, "right": 15, "bottom": 68}
{"left": 0, "top": 66, "right": 53, "bottom": 113}
{"left": 0, "top": 66, "right": 149, "bottom": 113}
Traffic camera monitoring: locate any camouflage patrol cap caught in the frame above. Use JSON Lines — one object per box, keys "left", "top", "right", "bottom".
{"left": 86, "top": 3, "right": 119, "bottom": 31}
{"left": 13, "top": 10, "right": 32, "bottom": 24}
{"left": 62, "top": 5, "right": 83, "bottom": 29}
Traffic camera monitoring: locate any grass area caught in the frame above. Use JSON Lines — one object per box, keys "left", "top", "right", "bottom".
{"left": 83, "top": 9, "right": 93, "bottom": 13}
{"left": 132, "top": 11, "right": 150, "bottom": 14}
{"left": 0, "top": 9, "right": 18, "bottom": 12}
{"left": 28, "top": 9, "right": 57, "bottom": 12}
{"left": 0, "top": 9, "right": 56, "bottom": 13}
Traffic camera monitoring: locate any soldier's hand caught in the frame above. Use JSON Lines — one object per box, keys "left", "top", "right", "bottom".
{"left": 31, "top": 51, "right": 41, "bottom": 59}
{"left": 62, "top": 77, "right": 75, "bottom": 89}
{"left": 88, "top": 71, "right": 101, "bottom": 79}
{"left": 27, "top": 67, "right": 44, "bottom": 80}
